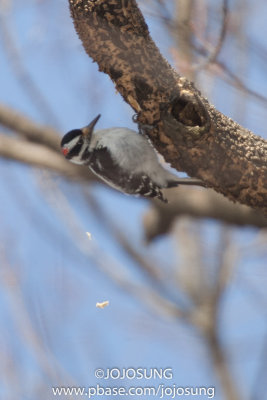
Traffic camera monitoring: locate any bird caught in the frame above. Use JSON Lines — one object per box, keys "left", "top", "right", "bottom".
{"left": 61, "top": 114, "right": 193, "bottom": 202}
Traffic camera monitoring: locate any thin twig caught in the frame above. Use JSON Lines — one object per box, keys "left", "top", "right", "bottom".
{"left": 0, "top": 11, "right": 60, "bottom": 127}
{"left": 194, "top": 0, "right": 229, "bottom": 71}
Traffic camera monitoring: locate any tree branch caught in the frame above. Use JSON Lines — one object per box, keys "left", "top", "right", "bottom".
{"left": 0, "top": 134, "right": 93, "bottom": 181}
{"left": 143, "top": 187, "right": 267, "bottom": 242}
{"left": 0, "top": 103, "right": 59, "bottom": 150}
{"left": 69, "top": 0, "right": 267, "bottom": 214}
{"left": 0, "top": 104, "right": 265, "bottom": 229}
{"left": 194, "top": 0, "right": 229, "bottom": 71}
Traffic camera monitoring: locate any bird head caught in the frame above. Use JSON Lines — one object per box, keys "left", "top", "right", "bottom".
{"left": 60, "top": 114, "right": 101, "bottom": 164}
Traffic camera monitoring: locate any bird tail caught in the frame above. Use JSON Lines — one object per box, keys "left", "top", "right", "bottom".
{"left": 167, "top": 177, "right": 205, "bottom": 187}
{"left": 167, "top": 180, "right": 179, "bottom": 188}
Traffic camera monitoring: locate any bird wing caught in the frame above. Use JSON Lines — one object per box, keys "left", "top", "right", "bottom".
{"left": 88, "top": 146, "right": 167, "bottom": 201}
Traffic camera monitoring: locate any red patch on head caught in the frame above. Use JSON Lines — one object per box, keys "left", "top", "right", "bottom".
{"left": 62, "top": 147, "right": 69, "bottom": 156}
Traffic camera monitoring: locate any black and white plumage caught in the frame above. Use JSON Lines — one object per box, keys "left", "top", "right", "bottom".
{"left": 61, "top": 114, "right": 180, "bottom": 202}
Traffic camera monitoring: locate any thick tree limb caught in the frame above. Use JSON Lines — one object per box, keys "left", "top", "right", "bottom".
{"left": 0, "top": 104, "right": 265, "bottom": 229}
{"left": 69, "top": 0, "right": 267, "bottom": 214}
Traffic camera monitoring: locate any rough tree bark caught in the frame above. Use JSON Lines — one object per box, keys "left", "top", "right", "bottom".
{"left": 0, "top": 103, "right": 264, "bottom": 230}
{"left": 68, "top": 0, "right": 267, "bottom": 214}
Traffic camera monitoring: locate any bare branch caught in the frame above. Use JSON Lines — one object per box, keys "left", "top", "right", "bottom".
{"left": 159, "top": 3, "right": 267, "bottom": 108}
{"left": 0, "top": 104, "right": 60, "bottom": 150}
{"left": 194, "top": 0, "right": 229, "bottom": 70}
{"left": 143, "top": 187, "right": 267, "bottom": 242}
{"left": 0, "top": 134, "right": 93, "bottom": 181}
{"left": 39, "top": 176, "right": 187, "bottom": 321}
{"left": 0, "top": 12, "right": 60, "bottom": 126}
{"left": 69, "top": 0, "right": 267, "bottom": 213}
{"left": 0, "top": 103, "right": 265, "bottom": 228}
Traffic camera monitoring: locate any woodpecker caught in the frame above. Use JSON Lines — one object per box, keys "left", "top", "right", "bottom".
{"left": 61, "top": 115, "right": 188, "bottom": 202}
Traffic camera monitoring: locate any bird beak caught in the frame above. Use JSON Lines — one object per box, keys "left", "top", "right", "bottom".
{"left": 82, "top": 114, "right": 101, "bottom": 137}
